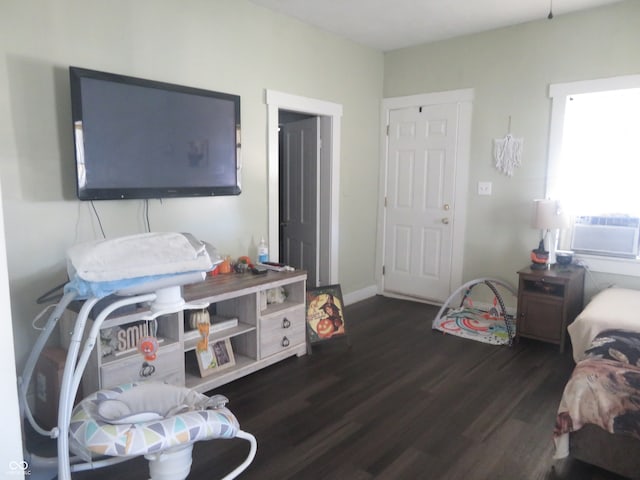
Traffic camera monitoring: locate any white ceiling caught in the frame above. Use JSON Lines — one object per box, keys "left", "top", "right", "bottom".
{"left": 248, "top": 0, "right": 623, "bottom": 51}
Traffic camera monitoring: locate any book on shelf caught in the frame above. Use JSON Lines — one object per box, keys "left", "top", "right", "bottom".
{"left": 211, "top": 315, "right": 238, "bottom": 331}
{"left": 184, "top": 315, "right": 238, "bottom": 341}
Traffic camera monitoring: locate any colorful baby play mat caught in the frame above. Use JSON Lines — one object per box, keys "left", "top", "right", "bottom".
{"left": 432, "top": 305, "right": 515, "bottom": 345}
{"left": 432, "top": 278, "right": 517, "bottom": 346}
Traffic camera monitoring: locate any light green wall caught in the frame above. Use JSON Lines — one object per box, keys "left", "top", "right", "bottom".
{"left": 384, "top": 0, "right": 640, "bottom": 301}
{"left": 0, "top": 0, "right": 383, "bottom": 365}
{"left": 3, "top": 0, "right": 638, "bottom": 367}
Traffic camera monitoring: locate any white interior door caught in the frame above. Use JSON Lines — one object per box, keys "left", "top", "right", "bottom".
{"left": 382, "top": 103, "right": 460, "bottom": 301}
{"left": 281, "top": 117, "right": 320, "bottom": 287}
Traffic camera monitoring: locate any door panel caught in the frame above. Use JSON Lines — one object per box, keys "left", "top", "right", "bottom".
{"left": 383, "top": 104, "right": 458, "bottom": 301}
{"left": 280, "top": 117, "right": 320, "bottom": 287}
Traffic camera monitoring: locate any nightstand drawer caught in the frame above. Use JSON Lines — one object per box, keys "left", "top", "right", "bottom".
{"left": 100, "top": 342, "right": 184, "bottom": 388}
{"left": 521, "top": 278, "right": 565, "bottom": 297}
{"left": 260, "top": 308, "right": 305, "bottom": 358}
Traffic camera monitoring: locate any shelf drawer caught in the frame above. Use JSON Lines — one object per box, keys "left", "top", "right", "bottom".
{"left": 100, "top": 342, "right": 184, "bottom": 389}
{"left": 260, "top": 307, "right": 305, "bottom": 358}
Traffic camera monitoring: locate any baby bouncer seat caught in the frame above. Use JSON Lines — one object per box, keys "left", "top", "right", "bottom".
{"left": 69, "top": 382, "right": 256, "bottom": 480}
{"left": 19, "top": 233, "right": 257, "bottom": 480}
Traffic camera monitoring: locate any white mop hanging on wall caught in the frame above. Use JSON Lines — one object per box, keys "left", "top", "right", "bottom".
{"left": 493, "top": 116, "right": 523, "bottom": 177}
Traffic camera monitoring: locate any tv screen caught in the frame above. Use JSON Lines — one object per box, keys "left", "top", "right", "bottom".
{"left": 69, "top": 66, "right": 241, "bottom": 200}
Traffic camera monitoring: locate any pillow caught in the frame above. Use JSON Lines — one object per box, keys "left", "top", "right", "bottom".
{"left": 95, "top": 382, "right": 228, "bottom": 424}
{"left": 97, "top": 399, "right": 163, "bottom": 424}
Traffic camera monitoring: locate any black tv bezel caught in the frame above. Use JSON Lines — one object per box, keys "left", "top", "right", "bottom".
{"left": 69, "top": 66, "right": 242, "bottom": 201}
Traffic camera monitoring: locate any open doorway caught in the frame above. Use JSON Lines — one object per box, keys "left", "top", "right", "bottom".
{"left": 266, "top": 90, "right": 342, "bottom": 288}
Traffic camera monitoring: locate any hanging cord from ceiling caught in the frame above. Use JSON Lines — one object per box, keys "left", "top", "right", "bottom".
{"left": 548, "top": 0, "right": 554, "bottom": 19}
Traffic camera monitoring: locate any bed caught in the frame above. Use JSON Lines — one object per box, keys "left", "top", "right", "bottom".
{"left": 554, "top": 287, "right": 640, "bottom": 479}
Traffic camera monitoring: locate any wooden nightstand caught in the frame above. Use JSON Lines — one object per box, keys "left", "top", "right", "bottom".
{"left": 516, "top": 264, "right": 585, "bottom": 352}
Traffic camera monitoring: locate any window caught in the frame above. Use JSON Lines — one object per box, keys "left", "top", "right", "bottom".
{"left": 548, "top": 75, "right": 640, "bottom": 273}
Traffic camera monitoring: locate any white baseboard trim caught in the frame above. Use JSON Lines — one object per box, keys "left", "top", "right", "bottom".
{"left": 341, "top": 286, "right": 517, "bottom": 317}
{"left": 343, "top": 285, "right": 378, "bottom": 305}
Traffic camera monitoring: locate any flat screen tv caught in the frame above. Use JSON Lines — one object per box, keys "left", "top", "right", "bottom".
{"left": 69, "top": 66, "right": 241, "bottom": 200}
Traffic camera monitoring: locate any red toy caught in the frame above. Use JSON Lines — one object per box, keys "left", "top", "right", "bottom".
{"left": 138, "top": 336, "right": 159, "bottom": 361}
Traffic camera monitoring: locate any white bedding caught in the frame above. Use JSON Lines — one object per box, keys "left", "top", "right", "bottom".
{"left": 568, "top": 287, "right": 640, "bottom": 362}
{"left": 67, "top": 232, "right": 213, "bottom": 282}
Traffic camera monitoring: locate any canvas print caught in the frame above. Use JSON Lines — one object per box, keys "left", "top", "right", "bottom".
{"left": 306, "top": 284, "right": 347, "bottom": 344}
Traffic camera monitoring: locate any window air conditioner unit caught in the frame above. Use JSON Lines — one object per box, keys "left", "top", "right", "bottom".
{"left": 571, "top": 216, "right": 640, "bottom": 258}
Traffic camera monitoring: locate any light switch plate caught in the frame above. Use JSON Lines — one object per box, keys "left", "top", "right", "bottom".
{"left": 478, "top": 181, "right": 492, "bottom": 195}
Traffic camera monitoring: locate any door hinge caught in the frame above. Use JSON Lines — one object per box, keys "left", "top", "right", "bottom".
{"left": 384, "top": 196, "right": 387, "bottom": 207}
{"left": 386, "top": 124, "right": 389, "bottom": 136}
{"left": 382, "top": 265, "right": 385, "bottom": 275}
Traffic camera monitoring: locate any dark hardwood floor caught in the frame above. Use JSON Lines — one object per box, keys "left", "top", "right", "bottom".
{"left": 35, "top": 295, "right": 628, "bottom": 479}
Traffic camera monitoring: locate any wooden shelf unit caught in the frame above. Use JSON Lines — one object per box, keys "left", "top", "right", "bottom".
{"left": 62, "top": 270, "right": 307, "bottom": 395}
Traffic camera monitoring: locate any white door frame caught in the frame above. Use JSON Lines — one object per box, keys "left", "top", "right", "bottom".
{"left": 376, "top": 89, "right": 473, "bottom": 300}
{"left": 0, "top": 180, "right": 24, "bottom": 475}
{"left": 266, "top": 90, "right": 343, "bottom": 285}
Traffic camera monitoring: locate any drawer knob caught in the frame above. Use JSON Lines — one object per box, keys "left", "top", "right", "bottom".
{"left": 282, "top": 318, "right": 291, "bottom": 329}
{"left": 139, "top": 361, "right": 156, "bottom": 377}
{"left": 281, "top": 336, "right": 290, "bottom": 347}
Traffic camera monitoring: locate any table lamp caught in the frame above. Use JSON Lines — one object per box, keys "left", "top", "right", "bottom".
{"left": 531, "top": 199, "right": 569, "bottom": 269}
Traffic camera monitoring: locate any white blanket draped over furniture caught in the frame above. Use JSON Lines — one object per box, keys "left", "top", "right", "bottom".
{"left": 567, "top": 287, "right": 640, "bottom": 362}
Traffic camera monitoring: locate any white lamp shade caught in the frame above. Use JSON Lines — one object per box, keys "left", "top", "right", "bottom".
{"left": 532, "top": 199, "right": 569, "bottom": 230}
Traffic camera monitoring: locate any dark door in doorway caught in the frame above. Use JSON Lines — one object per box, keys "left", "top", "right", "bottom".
{"left": 279, "top": 112, "right": 319, "bottom": 287}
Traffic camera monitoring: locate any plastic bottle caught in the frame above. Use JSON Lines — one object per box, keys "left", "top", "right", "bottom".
{"left": 258, "top": 237, "right": 268, "bottom": 263}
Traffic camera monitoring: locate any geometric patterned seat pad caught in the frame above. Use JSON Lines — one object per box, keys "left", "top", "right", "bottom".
{"left": 69, "top": 383, "right": 240, "bottom": 461}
